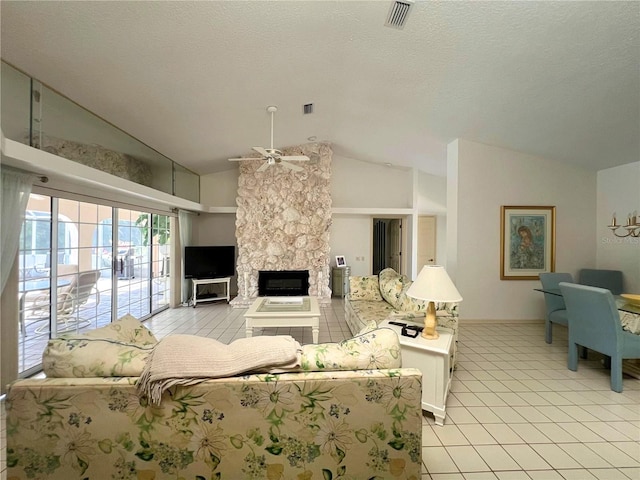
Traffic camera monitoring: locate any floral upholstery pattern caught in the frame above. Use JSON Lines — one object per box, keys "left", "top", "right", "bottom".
{"left": 42, "top": 315, "right": 158, "bottom": 378}
{"left": 345, "top": 268, "right": 459, "bottom": 367}
{"left": 77, "top": 314, "right": 158, "bottom": 345}
{"left": 348, "top": 275, "right": 384, "bottom": 301}
{"left": 378, "top": 268, "right": 412, "bottom": 308}
{"left": 7, "top": 369, "right": 423, "bottom": 479}
{"left": 43, "top": 339, "right": 154, "bottom": 378}
{"left": 300, "top": 327, "right": 401, "bottom": 371}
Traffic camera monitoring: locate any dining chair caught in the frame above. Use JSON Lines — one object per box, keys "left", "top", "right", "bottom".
{"left": 559, "top": 282, "right": 640, "bottom": 393}
{"left": 539, "top": 272, "right": 573, "bottom": 344}
{"left": 578, "top": 268, "right": 623, "bottom": 294}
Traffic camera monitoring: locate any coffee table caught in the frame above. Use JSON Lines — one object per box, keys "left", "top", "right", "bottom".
{"left": 244, "top": 296, "right": 320, "bottom": 343}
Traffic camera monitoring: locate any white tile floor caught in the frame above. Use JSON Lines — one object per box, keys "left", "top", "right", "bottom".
{"left": 2, "top": 298, "right": 639, "bottom": 479}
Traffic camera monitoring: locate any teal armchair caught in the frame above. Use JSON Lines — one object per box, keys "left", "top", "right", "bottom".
{"left": 559, "top": 282, "right": 640, "bottom": 393}
{"left": 539, "top": 272, "right": 573, "bottom": 344}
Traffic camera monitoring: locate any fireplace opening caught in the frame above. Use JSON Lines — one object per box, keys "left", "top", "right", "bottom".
{"left": 259, "top": 270, "right": 309, "bottom": 296}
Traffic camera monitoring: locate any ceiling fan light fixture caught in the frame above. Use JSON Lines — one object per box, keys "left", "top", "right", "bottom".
{"left": 228, "top": 105, "right": 310, "bottom": 171}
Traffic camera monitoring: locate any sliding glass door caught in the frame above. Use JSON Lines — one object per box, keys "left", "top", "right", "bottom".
{"left": 17, "top": 193, "right": 171, "bottom": 376}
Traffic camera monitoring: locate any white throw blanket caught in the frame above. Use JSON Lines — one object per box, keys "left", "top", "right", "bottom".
{"left": 138, "top": 334, "right": 302, "bottom": 404}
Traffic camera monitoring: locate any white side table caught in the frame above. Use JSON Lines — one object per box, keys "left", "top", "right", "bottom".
{"left": 379, "top": 320, "right": 453, "bottom": 426}
{"left": 191, "top": 277, "right": 230, "bottom": 307}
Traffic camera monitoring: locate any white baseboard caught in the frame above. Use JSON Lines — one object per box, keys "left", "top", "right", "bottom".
{"left": 458, "top": 318, "right": 545, "bottom": 325}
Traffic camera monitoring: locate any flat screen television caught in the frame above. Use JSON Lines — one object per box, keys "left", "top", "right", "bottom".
{"left": 184, "top": 246, "right": 235, "bottom": 279}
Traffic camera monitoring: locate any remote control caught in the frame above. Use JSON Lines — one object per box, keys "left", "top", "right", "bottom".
{"left": 388, "top": 321, "right": 407, "bottom": 327}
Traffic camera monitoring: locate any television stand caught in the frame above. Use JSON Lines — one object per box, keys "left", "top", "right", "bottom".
{"left": 191, "top": 277, "right": 231, "bottom": 307}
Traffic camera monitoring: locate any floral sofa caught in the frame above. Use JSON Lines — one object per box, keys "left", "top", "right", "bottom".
{"left": 345, "top": 268, "right": 460, "bottom": 365}
{"left": 6, "top": 316, "right": 423, "bottom": 479}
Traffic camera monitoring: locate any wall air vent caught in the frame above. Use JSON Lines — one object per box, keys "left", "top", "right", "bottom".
{"left": 384, "top": 0, "right": 414, "bottom": 30}
{"left": 303, "top": 103, "right": 314, "bottom": 114}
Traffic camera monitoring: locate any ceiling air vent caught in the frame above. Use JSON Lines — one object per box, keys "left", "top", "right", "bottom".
{"left": 303, "top": 103, "right": 314, "bottom": 114}
{"left": 384, "top": 0, "right": 414, "bottom": 30}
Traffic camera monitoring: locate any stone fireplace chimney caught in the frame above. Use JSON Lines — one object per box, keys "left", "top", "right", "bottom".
{"left": 231, "top": 143, "right": 332, "bottom": 306}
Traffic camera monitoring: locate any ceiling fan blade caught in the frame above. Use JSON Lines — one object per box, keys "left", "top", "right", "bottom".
{"left": 256, "top": 162, "right": 271, "bottom": 172}
{"left": 252, "top": 146, "right": 269, "bottom": 157}
{"left": 228, "top": 157, "right": 260, "bottom": 162}
{"left": 280, "top": 161, "right": 303, "bottom": 172}
{"left": 280, "top": 155, "right": 310, "bottom": 162}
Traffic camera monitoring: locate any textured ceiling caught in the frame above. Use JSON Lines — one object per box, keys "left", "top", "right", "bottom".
{"left": 1, "top": 1, "right": 638, "bottom": 177}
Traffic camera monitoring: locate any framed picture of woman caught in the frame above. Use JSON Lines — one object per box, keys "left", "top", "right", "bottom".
{"left": 335, "top": 255, "right": 346, "bottom": 267}
{"left": 500, "top": 206, "right": 555, "bottom": 280}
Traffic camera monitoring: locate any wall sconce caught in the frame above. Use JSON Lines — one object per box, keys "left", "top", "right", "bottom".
{"left": 608, "top": 211, "right": 640, "bottom": 238}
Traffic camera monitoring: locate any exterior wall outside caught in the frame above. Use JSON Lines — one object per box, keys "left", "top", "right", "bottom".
{"left": 451, "top": 139, "right": 597, "bottom": 321}
{"left": 597, "top": 162, "right": 640, "bottom": 292}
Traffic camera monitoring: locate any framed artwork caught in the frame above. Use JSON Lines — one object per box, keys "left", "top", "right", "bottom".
{"left": 335, "top": 255, "right": 346, "bottom": 267}
{"left": 500, "top": 206, "right": 555, "bottom": 280}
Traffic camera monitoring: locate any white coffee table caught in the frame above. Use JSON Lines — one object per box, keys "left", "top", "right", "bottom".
{"left": 380, "top": 319, "right": 454, "bottom": 426}
{"left": 244, "top": 296, "right": 320, "bottom": 343}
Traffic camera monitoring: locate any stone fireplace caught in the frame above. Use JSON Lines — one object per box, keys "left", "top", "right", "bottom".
{"left": 231, "top": 143, "right": 332, "bottom": 306}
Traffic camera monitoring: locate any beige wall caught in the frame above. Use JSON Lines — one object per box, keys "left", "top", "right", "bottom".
{"left": 331, "top": 154, "right": 412, "bottom": 208}
{"left": 199, "top": 169, "right": 239, "bottom": 207}
{"left": 597, "top": 162, "right": 640, "bottom": 292}
{"left": 450, "top": 139, "right": 597, "bottom": 321}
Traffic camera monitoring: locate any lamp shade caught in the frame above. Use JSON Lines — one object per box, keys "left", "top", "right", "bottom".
{"left": 406, "top": 265, "right": 462, "bottom": 302}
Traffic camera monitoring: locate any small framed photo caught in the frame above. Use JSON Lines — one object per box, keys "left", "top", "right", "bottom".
{"left": 335, "top": 255, "right": 346, "bottom": 267}
{"left": 500, "top": 205, "right": 555, "bottom": 280}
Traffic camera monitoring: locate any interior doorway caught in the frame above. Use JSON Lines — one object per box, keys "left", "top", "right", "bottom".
{"left": 417, "top": 215, "right": 437, "bottom": 269}
{"left": 372, "top": 217, "right": 403, "bottom": 275}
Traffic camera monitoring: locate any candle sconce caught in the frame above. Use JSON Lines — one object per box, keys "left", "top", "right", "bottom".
{"left": 608, "top": 211, "right": 640, "bottom": 238}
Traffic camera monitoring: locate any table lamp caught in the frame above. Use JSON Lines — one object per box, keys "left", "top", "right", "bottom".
{"left": 406, "top": 265, "right": 462, "bottom": 340}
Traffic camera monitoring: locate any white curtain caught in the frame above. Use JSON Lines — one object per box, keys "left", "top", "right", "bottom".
{"left": 178, "top": 209, "right": 193, "bottom": 304}
{"left": 1, "top": 168, "right": 35, "bottom": 293}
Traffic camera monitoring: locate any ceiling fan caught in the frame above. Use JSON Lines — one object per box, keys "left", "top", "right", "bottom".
{"left": 228, "top": 105, "right": 309, "bottom": 172}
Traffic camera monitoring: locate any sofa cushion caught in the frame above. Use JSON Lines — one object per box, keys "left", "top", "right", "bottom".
{"left": 349, "top": 275, "right": 384, "bottom": 301}
{"left": 77, "top": 313, "right": 158, "bottom": 345}
{"left": 300, "top": 327, "right": 401, "bottom": 371}
{"left": 42, "top": 315, "right": 157, "bottom": 378}
{"left": 378, "top": 267, "right": 411, "bottom": 309}
{"left": 357, "top": 319, "right": 379, "bottom": 335}
{"left": 396, "top": 284, "right": 429, "bottom": 312}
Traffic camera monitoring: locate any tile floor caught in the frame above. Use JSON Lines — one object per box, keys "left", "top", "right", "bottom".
{"left": 2, "top": 298, "right": 639, "bottom": 479}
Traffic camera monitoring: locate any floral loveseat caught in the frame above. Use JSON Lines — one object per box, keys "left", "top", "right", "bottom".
{"left": 345, "top": 268, "right": 460, "bottom": 365}
{"left": 6, "top": 316, "right": 423, "bottom": 479}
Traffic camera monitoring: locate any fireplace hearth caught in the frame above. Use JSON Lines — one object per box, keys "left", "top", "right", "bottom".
{"left": 259, "top": 270, "right": 309, "bottom": 296}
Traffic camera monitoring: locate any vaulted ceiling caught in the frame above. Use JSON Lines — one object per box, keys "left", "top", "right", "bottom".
{"left": 1, "top": 1, "right": 638, "bottom": 177}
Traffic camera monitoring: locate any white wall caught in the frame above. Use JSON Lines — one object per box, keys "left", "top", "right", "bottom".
{"left": 597, "top": 162, "right": 640, "bottom": 292}
{"left": 451, "top": 139, "right": 597, "bottom": 321}
{"left": 417, "top": 171, "right": 447, "bottom": 266}
{"left": 329, "top": 215, "right": 372, "bottom": 275}
{"left": 200, "top": 168, "right": 239, "bottom": 207}
{"left": 331, "top": 154, "right": 412, "bottom": 208}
